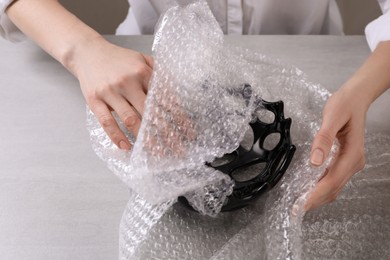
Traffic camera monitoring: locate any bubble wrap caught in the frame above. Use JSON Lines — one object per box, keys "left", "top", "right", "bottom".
{"left": 86, "top": 1, "right": 390, "bottom": 259}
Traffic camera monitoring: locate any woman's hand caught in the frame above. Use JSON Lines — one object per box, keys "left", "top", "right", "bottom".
{"left": 306, "top": 41, "right": 390, "bottom": 211}
{"left": 69, "top": 37, "right": 153, "bottom": 150}
{"left": 305, "top": 86, "right": 368, "bottom": 211}
{"left": 7, "top": 0, "right": 154, "bottom": 150}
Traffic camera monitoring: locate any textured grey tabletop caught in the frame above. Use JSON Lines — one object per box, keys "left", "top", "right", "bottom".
{"left": 0, "top": 35, "right": 389, "bottom": 260}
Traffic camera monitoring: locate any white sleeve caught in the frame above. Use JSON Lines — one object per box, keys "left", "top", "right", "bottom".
{"left": 0, "top": 0, "right": 25, "bottom": 42}
{"left": 365, "top": 0, "right": 390, "bottom": 51}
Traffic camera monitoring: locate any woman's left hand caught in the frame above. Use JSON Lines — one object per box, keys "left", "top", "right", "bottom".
{"left": 305, "top": 86, "right": 368, "bottom": 211}
{"left": 305, "top": 41, "right": 390, "bottom": 211}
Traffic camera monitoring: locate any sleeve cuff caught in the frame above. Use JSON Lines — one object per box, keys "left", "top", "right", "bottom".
{"left": 365, "top": 12, "right": 390, "bottom": 51}
{"left": 0, "top": 0, "right": 25, "bottom": 42}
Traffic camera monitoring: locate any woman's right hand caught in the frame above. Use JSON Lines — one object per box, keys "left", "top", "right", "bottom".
{"left": 6, "top": 0, "right": 154, "bottom": 150}
{"left": 68, "top": 37, "right": 154, "bottom": 150}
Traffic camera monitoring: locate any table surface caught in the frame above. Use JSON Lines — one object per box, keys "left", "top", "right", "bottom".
{"left": 0, "top": 35, "right": 389, "bottom": 260}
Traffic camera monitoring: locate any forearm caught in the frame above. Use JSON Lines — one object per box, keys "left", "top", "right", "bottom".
{"left": 341, "top": 41, "right": 390, "bottom": 108}
{"left": 6, "top": 0, "right": 103, "bottom": 74}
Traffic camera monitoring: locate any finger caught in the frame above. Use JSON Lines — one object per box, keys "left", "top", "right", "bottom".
{"left": 122, "top": 86, "right": 147, "bottom": 118}
{"left": 105, "top": 95, "right": 142, "bottom": 137}
{"left": 143, "top": 97, "right": 194, "bottom": 158}
{"left": 143, "top": 54, "right": 154, "bottom": 69}
{"left": 92, "top": 101, "right": 132, "bottom": 150}
{"left": 141, "top": 65, "right": 153, "bottom": 92}
{"left": 304, "top": 168, "right": 340, "bottom": 211}
{"left": 136, "top": 58, "right": 153, "bottom": 92}
{"left": 318, "top": 168, "right": 329, "bottom": 182}
{"left": 305, "top": 142, "right": 365, "bottom": 211}
{"left": 310, "top": 108, "right": 344, "bottom": 166}
{"left": 310, "top": 130, "right": 336, "bottom": 166}
{"left": 157, "top": 93, "right": 197, "bottom": 143}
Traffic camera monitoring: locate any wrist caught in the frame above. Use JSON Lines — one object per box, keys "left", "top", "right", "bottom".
{"left": 340, "top": 41, "right": 390, "bottom": 108}
{"left": 339, "top": 80, "right": 373, "bottom": 112}
{"left": 341, "top": 76, "right": 370, "bottom": 104}
{"left": 6, "top": 0, "right": 105, "bottom": 76}
{"left": 60, "top": 30, "right": 105, "bottom": 76}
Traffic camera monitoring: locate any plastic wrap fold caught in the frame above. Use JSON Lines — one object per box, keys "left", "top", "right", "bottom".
{"left": 86, "top": 1, "right": 390, "bottom": 259}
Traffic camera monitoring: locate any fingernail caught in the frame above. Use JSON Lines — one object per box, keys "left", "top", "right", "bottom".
{"left": 119, "top": 140, "right": 131, "bottom": 150}
{"left": 311, "top": 149, "right": 324, "bottom": 166}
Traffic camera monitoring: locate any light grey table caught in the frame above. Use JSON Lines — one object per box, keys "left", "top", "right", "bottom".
{"left": 0, "top": 36, "right": 389, "bottom": 260}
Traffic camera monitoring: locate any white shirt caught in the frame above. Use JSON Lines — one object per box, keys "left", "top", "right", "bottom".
{"left": 117, "top": 0, "right": 343, "bottom": 35}
{"left": 0, "top": 0, "right": 389, "bottom": 51}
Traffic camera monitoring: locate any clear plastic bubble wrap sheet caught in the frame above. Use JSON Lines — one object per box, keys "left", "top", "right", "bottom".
{"left": 86, "top": 1, "right": 390, "bottom": 259}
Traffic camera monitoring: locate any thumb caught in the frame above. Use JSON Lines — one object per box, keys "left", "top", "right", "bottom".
{"left": 310, "top": 123, "right": 338, "bottom": 166}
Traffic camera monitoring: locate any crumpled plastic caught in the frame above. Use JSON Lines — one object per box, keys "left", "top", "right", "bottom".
{"left": 86, "top": 1, "right": 390, "bottom": 259}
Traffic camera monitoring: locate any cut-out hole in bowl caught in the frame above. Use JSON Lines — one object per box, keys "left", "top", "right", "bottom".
{"left": 263, "top": 133, "right": 281, "bottom": 151}
{"left": 256, "top": 109, "right": 275, "bottom": 124}
{"left": 231, "top": 163, "right": 267, "bottom": 182}
{"left": 240, "top": 127, "right": 254, "bottom": 151}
